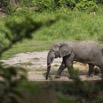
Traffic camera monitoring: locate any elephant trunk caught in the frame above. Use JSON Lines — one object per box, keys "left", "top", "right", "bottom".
{"left": 46, "top": 63, "right": 51, "bottom": 80}
{"left": 46, "top": 51, "right": 55, "bottom": 80}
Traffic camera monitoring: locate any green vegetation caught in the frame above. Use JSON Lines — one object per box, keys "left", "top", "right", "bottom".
{"left": 0, "top": 0, "right": 103, "bottom": 59}
{"left": 0, "top": 8, "right": 103, "bottom": 59}
{"left": 0, "top": 1, "right": 103, "bottom": 103}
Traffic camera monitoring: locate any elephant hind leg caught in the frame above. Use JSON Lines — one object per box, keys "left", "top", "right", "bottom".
{"left": 88, "top": 63, "right": 95, "bottom": 77}
{"left": 98, "top": 65, "right": 103, "bottom": 78}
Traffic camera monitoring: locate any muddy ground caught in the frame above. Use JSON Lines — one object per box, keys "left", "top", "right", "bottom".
{"left": 1, "top": 51, "right": 101, "bottom": 81}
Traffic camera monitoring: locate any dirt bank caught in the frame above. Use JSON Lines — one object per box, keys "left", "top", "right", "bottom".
{"left": 1, "top": 51, "right": 101, "bottom": 81}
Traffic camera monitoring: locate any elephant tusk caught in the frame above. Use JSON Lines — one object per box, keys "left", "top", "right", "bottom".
{"left": 47, "top": 62, "right": 52, "bottom": 68}
{"left": 47, "top": 60, "right": 53, "bottom": 68}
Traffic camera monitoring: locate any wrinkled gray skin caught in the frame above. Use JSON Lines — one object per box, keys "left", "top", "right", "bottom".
{"left": 46, "top": 41, "right": 103, "bottom": 80}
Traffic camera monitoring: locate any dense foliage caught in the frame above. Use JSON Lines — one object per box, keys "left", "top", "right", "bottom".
{"left": 0, "top": 11, "right": 58, "bottom": 103}
{"left": 0, "top": 16, "right": 44, "bottom": 103}
{"left": 34, "top": 0, "right": 98, "bottom": 12}
{"left": 0, "top": 0, "right": 103, "bottom": 103}
{"left": 0, "top": 0, "right": 103, "bottom": 13}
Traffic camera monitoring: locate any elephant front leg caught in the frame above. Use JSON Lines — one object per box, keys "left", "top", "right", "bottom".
{"left": 55, "top": 58, "right": 66, "bottom": 78}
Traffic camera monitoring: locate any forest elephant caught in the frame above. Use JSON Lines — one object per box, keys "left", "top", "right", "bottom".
{"left": 46, "top": 41, "right": 103, "bottom": 80}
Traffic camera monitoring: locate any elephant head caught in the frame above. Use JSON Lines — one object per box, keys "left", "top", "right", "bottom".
{"left": 46, "top": 43, "right": 72, "bottom": 80}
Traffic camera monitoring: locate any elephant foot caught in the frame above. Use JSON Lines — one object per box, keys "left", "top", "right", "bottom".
{"left": 94, "top": 67, "right": 100, "bottom": 75}
{"left": 101, "top": 74, "right": 103, "bottom": 78}
{"left": 55, "top": 74, "right": 61, "bottom": 78}
{"left": 69, "top": 76, "right": 74, "bottom": 79}
{"left": 86, "top": 74, "right": 94, "bottom": 78}
{"left": 69, "top": 75, "right": 80, "bottom": 80}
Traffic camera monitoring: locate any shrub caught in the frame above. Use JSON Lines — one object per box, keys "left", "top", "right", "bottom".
{"left": 75, "top": 0, "right": 98, "bottom": 12}
{"left": 34, "top": 0, "right": 99, "bottom": 12}
{"left": 96, "top": 0, "right": 103, "bottom": 5}
{"left": 34, "top": 0, "right": 77, "bottom": 11}
{"left": 34, "top": 0, "right": 59, "bottom": 11}
{"left": 0, "top": 0, "right": 19, "bottom": 13}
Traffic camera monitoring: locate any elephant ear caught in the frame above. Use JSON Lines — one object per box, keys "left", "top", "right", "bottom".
{"left": 59, "top": 44, "right": 72, "bottom": 57}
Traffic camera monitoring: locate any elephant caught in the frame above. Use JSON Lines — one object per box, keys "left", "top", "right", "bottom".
{"left": 46, "top": 41, "right": 103, "bottom": 80}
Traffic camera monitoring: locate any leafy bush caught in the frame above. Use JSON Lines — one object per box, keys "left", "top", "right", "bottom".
{"left": 75, "top": 0, "right": 98, "bottom": 12}
{"left": 0, "top": 0, "right": 101, "bottom": 13}
{"left": 0, "top": 0, "right": 18, "bottom": 13}
{"left": 0, "top": 0, "right": 35, "bottom": 14}
{"left": 34, "top": 0, "right": 77, "bottom": 11}
{"left": 19, "top": 0, "right": 34, "bottom": 7}
{"left": 0, "top": 0, "right": 9, "bottom": 8}
{"left": 34, "top": 0, "right": 56, "bottom": 11}
{"left": 96, "top": 0, "right": 103, "bottom": 5}
{"left": 0, "top": 14, "right": 46, "bottom": 103}
{"left": 0, "top": 0, "right": 10, "bottom": 12}
{"left": 34, "top": 0, "right": 100, "bottom": 12}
